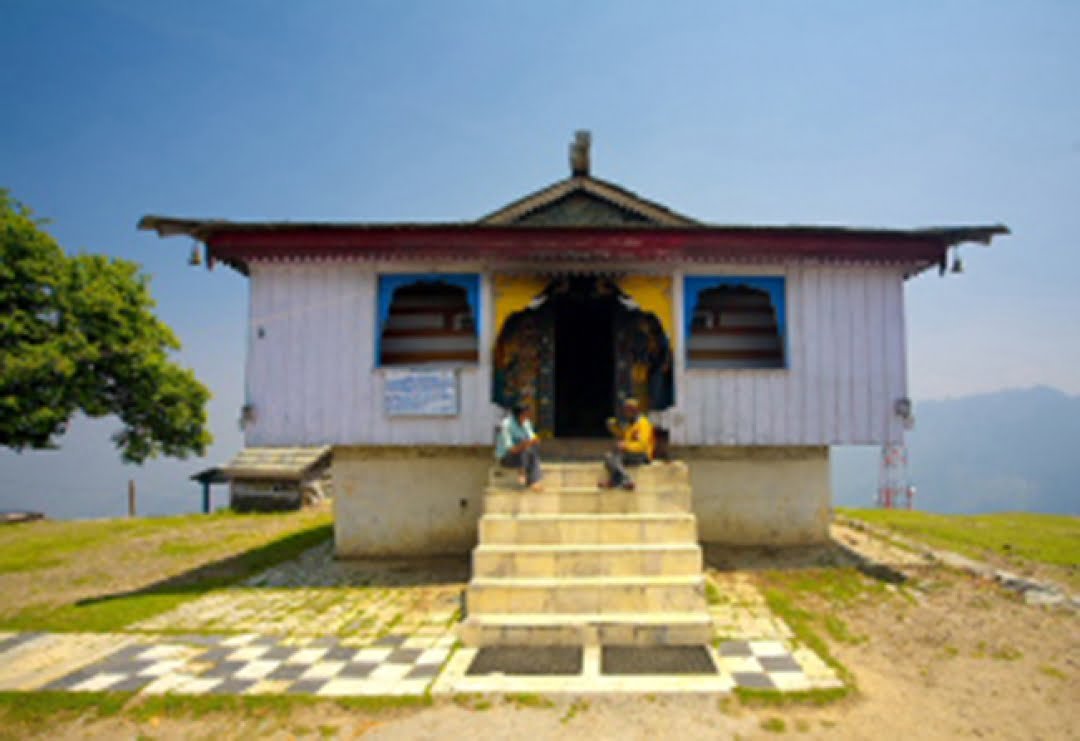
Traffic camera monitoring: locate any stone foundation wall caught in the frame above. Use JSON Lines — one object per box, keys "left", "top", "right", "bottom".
{"left": 333, "top": 446, "right": 492, "bottom": 558}
{"left": 674, "top": 446, "right": 831, "bottom": 546}
{"left": 333, "top": 444, "right": 831, "bottom": 556}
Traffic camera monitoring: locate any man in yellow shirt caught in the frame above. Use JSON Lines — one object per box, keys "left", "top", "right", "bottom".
{"left": 600, "top": 398, "right": 654, "bottom": 490}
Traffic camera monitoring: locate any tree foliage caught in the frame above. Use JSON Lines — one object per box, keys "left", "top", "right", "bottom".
{"left": 0, "top": 190, "right": 212, "bottom": 463}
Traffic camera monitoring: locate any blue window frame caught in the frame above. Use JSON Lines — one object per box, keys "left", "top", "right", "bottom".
{"left": 683, "top": 276, "right": 787, "bottom": 369}
{"left": 376, "top": 273, "right": 481, "bottom": 366}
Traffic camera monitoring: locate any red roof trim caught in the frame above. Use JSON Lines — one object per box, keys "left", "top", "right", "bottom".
{"left": 206, "top": 225, "right": 953, "bottom": 267}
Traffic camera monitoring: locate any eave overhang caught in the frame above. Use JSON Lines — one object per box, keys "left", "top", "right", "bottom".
{"left": 138, "top": 216, "right": 1008, "bottom": 276}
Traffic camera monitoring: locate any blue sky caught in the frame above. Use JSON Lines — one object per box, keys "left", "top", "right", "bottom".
{"left": 2, "top": 1, "right": 1078, "bottom": 517}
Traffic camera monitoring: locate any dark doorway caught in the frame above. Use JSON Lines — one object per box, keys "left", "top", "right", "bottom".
{"left": 553, "top": 278, "right": 616, "bottom": 437}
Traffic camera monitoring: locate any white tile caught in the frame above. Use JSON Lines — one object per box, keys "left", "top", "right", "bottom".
{"left": 221, "top": 634, "right": 259, "bottom": 647}
{"left": 316, "top": 678, "right": 370, "bottom": 696}
{"left": 769, "top": 672, "right": 812, "bottom": 692}
{"left": 72, "top": 673, "right": 126, "bottom": 692}
{"left": 370, "top": 663, "right": 412, "bottom": 682}
{"left": 226, "top": 646, "right": 270, "bottom": 662}
{"left": 381, "top": 679, "right": 429, "bottom": 696}
{"left": 748, "top": 641, "right": 789, "bottom": 657}
{"left": 138, "top": 660, "right": 188, "bottom": 677}
{"left": 300, "top": 661, "right": 345, "bottom": 680}
{"left": 284, "top": 648, "right": 328, "bottom": 665}
{"left": 136, "top": 645, "right": 190, "bottom": 661}
{"left": 350, "top": 680, "right": 402, "bottom": 696}
{"left": 353, "top": 648, "right": 393, "bottom": 663}
{"left": 173, "top": 677, "right": 223, "bottom": 694}
{"left": 416, "top": 648, "right": 450, "bottom": 666}
{"left": 140, "top": 673, "right": 192, "bottom": 695}
{"left": 716, "top": 656, "right": 764, "bottom": 674}
{"left": 235, "top": 660, "right": 282, "bottom": 680}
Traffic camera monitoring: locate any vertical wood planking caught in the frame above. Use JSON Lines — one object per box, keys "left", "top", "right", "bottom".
{"left": 869, "top": 268, "right": 888, "bottom": 443}
{"left": 851, "top": 265, "right": 870, "bottom": 443}
{"left": 242, "top": 261, "right": 910, "bottom": 448}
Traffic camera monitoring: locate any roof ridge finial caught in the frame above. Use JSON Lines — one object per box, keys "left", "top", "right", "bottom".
{"left": 569, "top": 130, "right": 591, "bottom": 177}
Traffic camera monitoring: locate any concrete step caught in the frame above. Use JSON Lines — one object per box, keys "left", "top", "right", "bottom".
{"left": 489, "top": 462, "right": 689, "bottom": 490}
{"left": 466, "top": 575, "right": 707, "bottom": 614}
{"left": 472, "top": 543, "right": 703, "bottom": 579}
{"left": 458, "top": 611, "right": 714, "bottom": 647}
{"left": 483, "top": 487, "right": 692, "bottom": 515}
{"left": 478, "top": 513, "right": 698, "bottom": 546}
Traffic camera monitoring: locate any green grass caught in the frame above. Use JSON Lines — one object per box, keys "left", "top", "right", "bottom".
{"left": 705, "top": 579, "right": 726, "bottom": 605}
{"left": 735, "top": 686, "right": 850, "bottom": 707}
{"left": 841, "top": 509, "right": 1080, "bottom": 587}
{"left": 751, "top": 566, "right": 887, "bottom": 695}
{"left": 0, "top": 513, "right": 243, "bottom": 574}
{"left": 760, "top": 716, "right": 787, "bottom": 733}
{"left": 0, "top": 690, "right": 430, "bottom": 737}
{"left": 0, "top": 517, "right": 332, "bottom": 632}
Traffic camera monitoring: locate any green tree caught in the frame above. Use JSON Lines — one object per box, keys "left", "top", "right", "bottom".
{"left": 0, "top": 190, "right": 212, "bottom": 463}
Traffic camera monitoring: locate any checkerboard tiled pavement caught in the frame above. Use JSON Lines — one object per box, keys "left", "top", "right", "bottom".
{"left": 37, "top": 632, "right": 455, "bottom": 697}
{"left": 0, "top": 546, "right": 844, "bottom": 696}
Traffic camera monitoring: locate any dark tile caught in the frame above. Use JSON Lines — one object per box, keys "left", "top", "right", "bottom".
{"left": 322, "top": 645, "right": 357, "bottom": 662}
{"left": 100, "top": 645, "right": 155, "bottom": 663}
{"left": 386, "top": 648, "right": 422, "bottom": 664}
{"left": 177, "top": 634, "right": 224, "bottom": 647}
{"left": 759, "top": 655, "right": 802, "bottom": 673}
{"left": 0, "top": 632, "right": 45, "bottom": 655}
{"left": 718, "top": 641, "right": 752, "bottom": 657}
{"left": 95, "top": 660, "right": 156, "bottom": 677}
{"left": 266, "top": 663, "right": 310, "bottom": 681}
{"left": 601, "top": 646, "right": 717, "bottom": 676}
{"left": 206, "top": 678, "right": 258, "bottom": 695}
{"left": 285, "top": 678, "right": 328, "bottom": 695}
{"left": 306, "top": 637, "right": 340, "bottom": 648}
{"left": 199, "top": 661, "right": 248, "bottom": 678}
{"left": 732, "top": 672, "right": 776, "bottom": 689}
{"left": 42, "top": 667, "right": 102, "bottom": 691}
{"left": 195, "top": 647, "right": 236, "bottom": 663}
{"left": 373, "top": 634, "right": 407, "bottom": 648}
{"left": 405, "top": 663, "right": 441, "bottom": 680}
{"left": 338, "top": 662, "right": 379, "bottom": 678}
{"left": 107, "top": 674, "right": 156, "bottom": 693}
{"left": 467, "top": 647, "right": 582, "bottom": 676}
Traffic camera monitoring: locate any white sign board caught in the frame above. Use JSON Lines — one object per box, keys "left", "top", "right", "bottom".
{"left": 384, "top": 369, "right": 459, "bottom": 417}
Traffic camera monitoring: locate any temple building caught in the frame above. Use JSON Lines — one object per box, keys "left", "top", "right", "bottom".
{"left": 140, "top": 132, "right": 1007, "bottom": 558}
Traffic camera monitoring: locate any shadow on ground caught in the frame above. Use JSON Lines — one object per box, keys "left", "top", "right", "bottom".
{"left": 75, "top": 523, "right": 468, "bottom": 609}
{"left": 703, "top": 538, "right": 907, "bottom": 585}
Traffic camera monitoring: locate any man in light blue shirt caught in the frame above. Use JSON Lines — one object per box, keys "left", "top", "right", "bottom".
{"left": 496, "top": 403, "right": 544, "bottom": 490}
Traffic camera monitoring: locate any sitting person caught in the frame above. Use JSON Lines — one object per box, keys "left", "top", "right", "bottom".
{"left": 600, "top": 398, "right": 655, "bottom": 490}
{"left": 496, "top": 403, "right": 544, "bottom": 490}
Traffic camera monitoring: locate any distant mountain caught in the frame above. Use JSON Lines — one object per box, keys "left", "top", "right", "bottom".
{"left": 832, "top": 386, "right": 1080, "bottom": 515}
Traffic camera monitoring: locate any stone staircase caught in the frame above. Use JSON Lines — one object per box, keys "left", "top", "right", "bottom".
{"left": 460, "top": 461, "right": 713, "bottom": 647}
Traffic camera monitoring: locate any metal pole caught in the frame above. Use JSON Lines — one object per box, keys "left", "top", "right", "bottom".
{"left": 202, "top": 482, "right": 211, "bottom": 514}
{"left": 128, "top": 479, "right": 136, "bottom": 517}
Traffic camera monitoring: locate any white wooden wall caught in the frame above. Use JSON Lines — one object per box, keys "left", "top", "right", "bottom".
{"left": 672, "top": 262, "right": 908, "bottom": 446}
{"left": 244, "top": 260, "right": 909, "bottom": 448}
{"left": 244, "top": 261, "right": 498, "bottom": 447}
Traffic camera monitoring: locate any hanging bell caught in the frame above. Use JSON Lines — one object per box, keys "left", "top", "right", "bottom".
{"left": 188, "top": 242, "right": 203, "bottom": 267}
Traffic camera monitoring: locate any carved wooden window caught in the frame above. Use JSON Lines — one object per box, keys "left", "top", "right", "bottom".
{"left": 377, "top": 275, "right": 480, "bottom": 366}
{"left": 685, "top": 277, "right": 786, "bottom": 369}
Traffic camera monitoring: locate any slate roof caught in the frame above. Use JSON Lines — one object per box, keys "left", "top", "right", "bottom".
{"left": 222, "top": 447, "right": 331, "bottom": 481}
